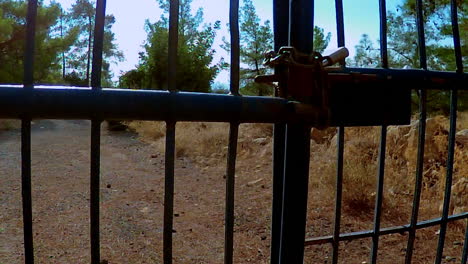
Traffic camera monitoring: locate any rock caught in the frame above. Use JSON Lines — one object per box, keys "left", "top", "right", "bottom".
{"left": 457, "top": 129, "right": 468, "bottom": 137}
{"left": 404, "top": 116, "right": 449, "bottom": 164}
{"left": 439, "top": 177, "right": 467, "bottom": 215}
{"left": 106, "top": 120, "right": 128, "bottom": 131}
{"left": 451, "top": 177, "right": 467, "bottom": 215}
{"left": 253, "top": 137, "right": 268, "bottom": 145}
{"left": 247, "top": 178, "right": 263, "bottom": 187}
{"left": 445, "top": 256, "right": 456, "bottom": 262}
{"left": 456, "top": 129, "right": 468, "bottom": 145}
{"left": 311, "top": 127, "right": 337, "bottom": 144}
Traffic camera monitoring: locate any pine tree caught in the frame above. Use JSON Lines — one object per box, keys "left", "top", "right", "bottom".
{"left": 0, "top": 0, "right": 78, "bottom": 84}
{"left": 124, "top": 0, "right": 221, "bottom": 92}
{"left": 66, "top": 0, "right": 123, "bottom": 86}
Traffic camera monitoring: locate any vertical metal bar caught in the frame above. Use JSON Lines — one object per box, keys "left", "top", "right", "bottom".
{"left": 462, "top": 225, "right": 468, "bottom": 264}
{"left": 370, "top": 125, "right": 387, "bottom": 264}
{"left": 334, "top": 0, "right": 345, "bottom": 48}
{"left": 270, "top": 123, "right": 286, "bottom": 264}
{"left": 332, "top": 3, "right": 345, "bottom": 261}
{"left": 334, "top": 0, "right": 345, "bottom": 66}
{"left": 449, "top": 0, "right": 463, "bottom": 74}
{"left": 274, "top": 0, "right": 290, "bottom": 52}
{"left": 168, "top": 0, "right": 179, "bottom": 92}
{"left": 289, "top": 0, "right": 314, "bottom": 53}
{"left": 331, "top": 127, "right": 345, "bottom": 264}
{"left": 415, "top": 0, "right": 427, "bottom": 69}
{"left": 225, "top": 0, "right": 240, "bottom": 257}
{"left": 21, "top": 119, "right": 34, "bottom": 264}
{"left": 378, "top": 0, "right": 388, "bottom": 68}
{"left": 164, "top": 121, "right": 176, "bottom": 264}
{"left": 90, "top": 121, "right": 101, "bottom": 264}
{"left": 224, "top": 123, "right": 239, "bottom": 264}
{"left": 444, "top": 3, "right": 463, "bottom": 260}
{"left": 406, "top": 1, "right": 429, "bottom": 261}
{"left": 22, "top": 1, "right": 38, "bottom": 263}
{"left": 405, "top": 89, "right": 427, "bottom": 264}
{"left": 435, "top": 89, "right": 458, "bottom": 264}
{"left": 91, "top": 0, "right": 106, "bottom": 89}
{"left": 270, "top": 1, "right": 289, "bottom": 262}
{"left": 164, "top": 3, "right": 178, "bottom": 260}
{"left": 229, "top": 0, "right": 240, "bottom": 95}
{"left": 277, "top": 1, "right": 313, "bottom": 263}
{"left": 89, "top": 1, "right": 106, "bottom": 263}
{"left": 279, "top": 124, "right": 311, "bottom": 263}
{"left": 24, "top": 0, "right": 38, "bottom": 90}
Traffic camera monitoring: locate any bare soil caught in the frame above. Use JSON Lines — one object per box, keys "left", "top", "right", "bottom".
{"left": 0, "top": 120, "right": 465, "bottom": 263}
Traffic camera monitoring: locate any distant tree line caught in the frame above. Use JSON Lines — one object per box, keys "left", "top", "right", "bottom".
{"left": 120, "top": 0, "right": 332, "bottom": 95}
{"left": 1, "top": 0, "right": 464, "bottom": 110}
{"left": 0, "top": 0, "right": 122, "bottom": 87}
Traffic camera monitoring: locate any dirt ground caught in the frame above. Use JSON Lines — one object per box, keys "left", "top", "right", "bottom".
{"left": 0, "top": 120, "right": 465, "bottom": 263}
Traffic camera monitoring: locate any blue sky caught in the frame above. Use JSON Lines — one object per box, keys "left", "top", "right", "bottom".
{"left": 47, "top": 0, "right": 403, "bottom": 85}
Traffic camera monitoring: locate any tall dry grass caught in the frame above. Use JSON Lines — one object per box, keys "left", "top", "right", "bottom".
{"left": 313, "top": 113, "right": 467, "bottom": 218}
{"left": 128, "top": 112, "right": 467, "bottom": 220}
{"left": 0, "top": 119, "right": 20, "bottom": 131}
{"left": 126, "top": 121, "right": 272, "bottom": 161}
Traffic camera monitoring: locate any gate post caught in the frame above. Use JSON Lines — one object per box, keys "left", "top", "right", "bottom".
{"left": 270, "top": 0, "right": 289, "bottom": 263}
{"left": 275, "top": 0, "right": 315, "bottom": 263}
{"left": 279, "top": 123, "right": 311, "bottom": 263}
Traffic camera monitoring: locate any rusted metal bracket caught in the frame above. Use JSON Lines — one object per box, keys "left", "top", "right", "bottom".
{"left": 255, "top": 47, "right": 411, "bottom": 128}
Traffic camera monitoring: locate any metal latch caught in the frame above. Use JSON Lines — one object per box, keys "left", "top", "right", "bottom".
{"left": 255, "top": 47, "right": 411, "bottom": 127}
{"left": 256, "top": 47, "right": 349, "bottom": 127}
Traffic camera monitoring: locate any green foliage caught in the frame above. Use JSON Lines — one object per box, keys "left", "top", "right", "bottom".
{"left": 123, "top": 0, "right": 220, "bottom": 92}
{"left": 211, "top": 82, "right": 229, "bottom": 94}
{"left": 0, "top": 0, "right": 122, "bottom": 86}
{"left": 66, "top": 0, "right": 123, "bottom": 86}
{"left": 313, "top": 26, "right": 331, "bottom": 53}
{"left": 0, "top": 0, "right": 78, "bottom": 84}
{"left": 118, "top": 69, "right": 146, "bottom": 89}
{"left": 352, "top": 34, "right": 380, "bottom": 67}
{"left": 236, "top": 0, "right": 273, "bottom": 96}
{"left": 352, "top": 0, "right": 467, "bottom": 70}
{"left": 351, "top": 0, "right": 467, "bottom": 112}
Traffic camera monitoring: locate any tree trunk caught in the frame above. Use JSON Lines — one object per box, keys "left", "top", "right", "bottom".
{"left": 254, "top": 59, "right": 263, "bottom": 96}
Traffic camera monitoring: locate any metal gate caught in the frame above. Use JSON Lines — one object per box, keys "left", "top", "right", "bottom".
{"left": 0, "top": 0, "right": 466, "bottom": 263}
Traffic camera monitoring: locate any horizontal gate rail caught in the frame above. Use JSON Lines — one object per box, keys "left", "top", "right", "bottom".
{"left": 0, "top": 86, "right": 291, "bottom": 122}
{"left": 305, "top": 212, "right": 468, "bottom": 246}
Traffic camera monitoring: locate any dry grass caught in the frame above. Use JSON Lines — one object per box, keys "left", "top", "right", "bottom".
{"left": 1, "top": 115, "right": 464, "bottom": 263}
{"left": 0, "top": 119, "right": 20, "bottom": 131}
{"left": 126, "top": 113, "right": 467, "bottom": 261}
{"left": 128, "top": 112, "right": 467, "bottom": 222}
{"left": 127, "top": 121, "right": 272, "bottom": 161}
{"left": 313, "top": 113, "right": 467, "bottom": 219}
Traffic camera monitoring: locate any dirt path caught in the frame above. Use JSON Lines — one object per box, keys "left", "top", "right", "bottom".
{"left": 1, "top": 120, "right": 465, "bottom": 264}
{"left": 0, "top": 120, "right": 239, "bottom": 263}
